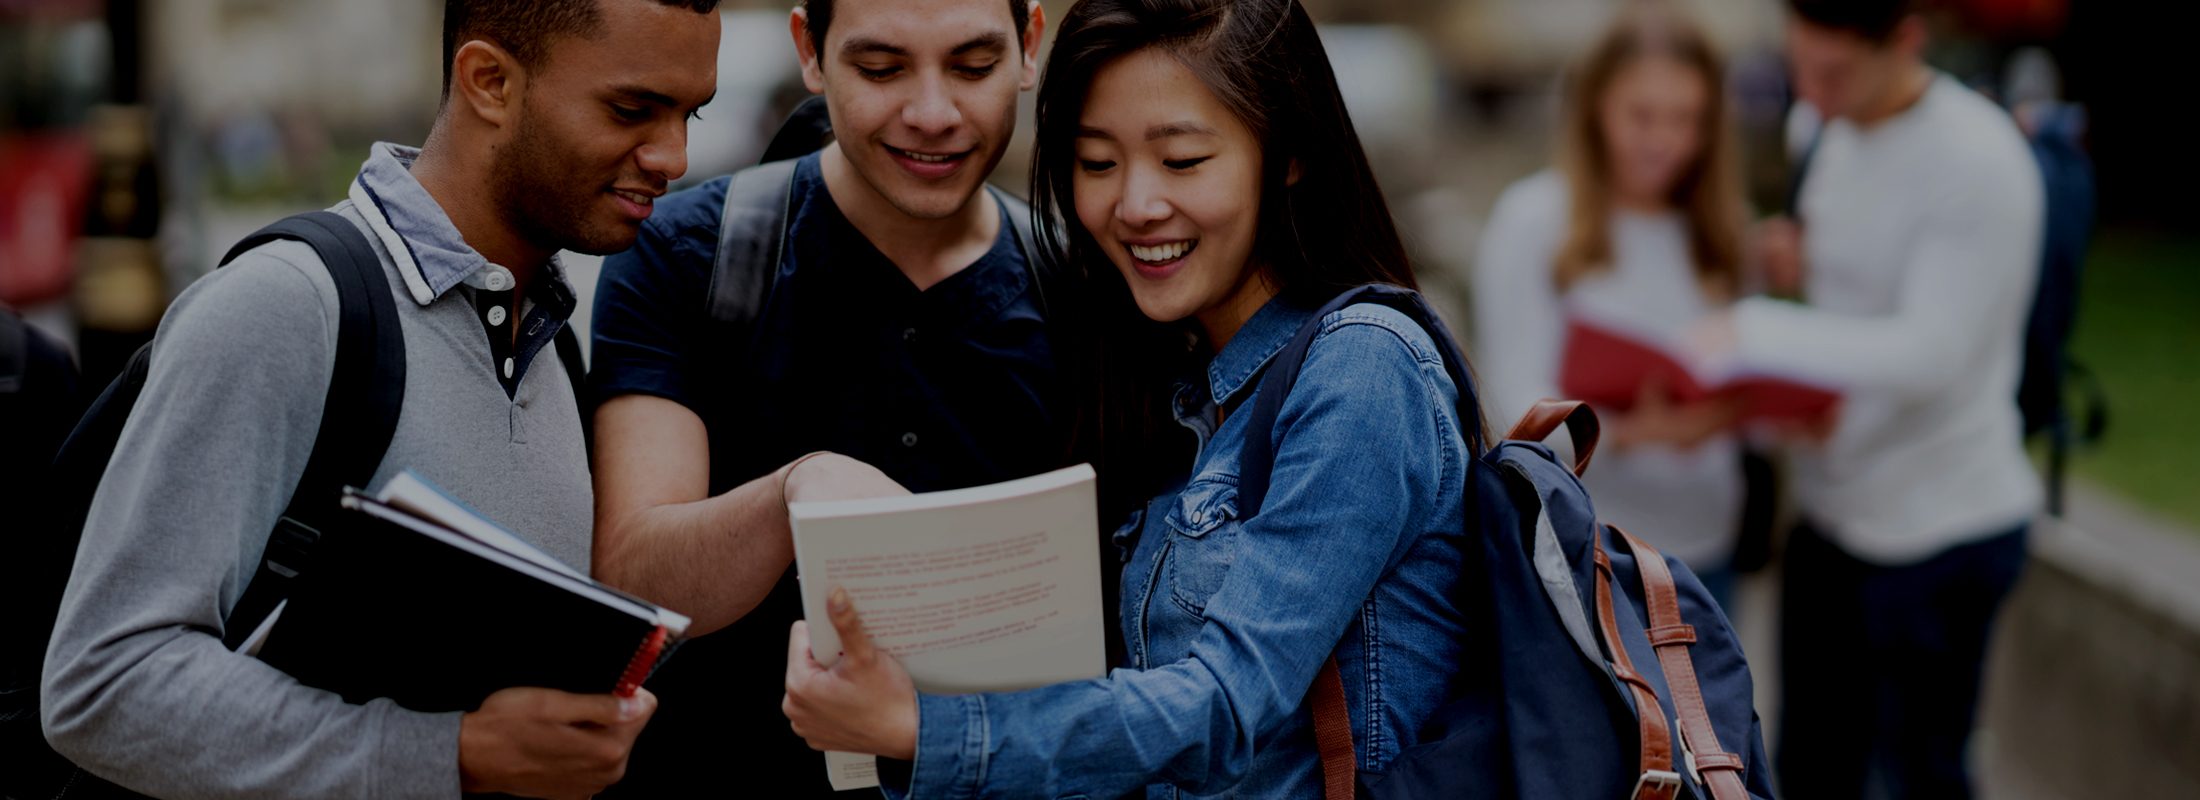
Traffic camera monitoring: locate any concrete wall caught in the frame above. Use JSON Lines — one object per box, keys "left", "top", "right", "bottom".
{"left": 1980, "top": 496, "right": 2200, "bottom": 798}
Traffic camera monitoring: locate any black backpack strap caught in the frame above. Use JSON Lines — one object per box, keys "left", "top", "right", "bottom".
{"left": 556, "top": 323, "right": 591, "bottom": 452}
{"left": 759, "top": 94, "right": 835, "bottom": 165}
{"left": 0, "top": 308, "right": 26, "bottom": 393}
{"left": 988, "top": 186, "right": 1053, "bottom": 319}
{"left": 216, "top": 211, "right": 405, "bottom": 650}
{"left": 1233, "top": 284, "right": 1484, "bottom": 518}
{"left": 1785, "top": 127, "right": 1822, "bottom": 219}
{"left": 707, "top": 159, "right": 802, "bottom": 330}
{"left": 704, "top": 96, "right": 833, "bottom": 332}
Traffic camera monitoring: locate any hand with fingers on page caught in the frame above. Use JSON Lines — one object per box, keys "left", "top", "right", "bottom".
{"left": 783, "top": 587, "right": 919, "bottom": 761}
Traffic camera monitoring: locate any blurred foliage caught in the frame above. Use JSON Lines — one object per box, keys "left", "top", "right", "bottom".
{"left": 2064, "top": 230, "right": 2200, "bottom": 531}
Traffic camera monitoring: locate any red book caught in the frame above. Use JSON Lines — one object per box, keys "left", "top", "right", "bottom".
{"left": 1558, "top": 319, "right": 1840, "bottom": 423}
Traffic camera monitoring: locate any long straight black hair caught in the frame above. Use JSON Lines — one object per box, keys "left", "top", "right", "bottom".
{"left": 1033, "top": 0, "right": 1421, "bottom": 520}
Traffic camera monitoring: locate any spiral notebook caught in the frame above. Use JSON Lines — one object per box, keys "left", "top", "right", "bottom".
{"left": 246, "top": 470, "right": 689, "bottom": 712}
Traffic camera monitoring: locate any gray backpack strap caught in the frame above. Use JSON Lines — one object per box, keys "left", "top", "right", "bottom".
{"left": 708, "top": 158, "right": 802, "bottom": 327}
{"left": 988, "top": 185, "right": 1052, "bottom": 317}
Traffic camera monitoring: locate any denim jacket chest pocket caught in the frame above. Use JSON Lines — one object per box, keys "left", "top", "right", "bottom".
{"left": 1163, "top": 476, "right": 1242, "bottom": 620}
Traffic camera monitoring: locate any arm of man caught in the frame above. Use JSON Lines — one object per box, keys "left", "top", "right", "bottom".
{"left": 1728, "top": 152, "right": 2045, "bottom": 397}
{"left": 41, "top": 245, "right": 462, "bottom": 798}
{"left": 586, "top": 193, "right": 903, "bottom": 636}
{"left": 42, "top": 243, "right": 651, "bottom": 799}
{"left": 591, "top": 395, "right": 803, "bottom": 634}
{"left": 593, "top": 397, "right": 910, "bottom": 634}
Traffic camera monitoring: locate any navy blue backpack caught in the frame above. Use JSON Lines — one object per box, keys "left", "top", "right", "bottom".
{"left": 1234, "top": 285, "right": 1775, "bottom": 800}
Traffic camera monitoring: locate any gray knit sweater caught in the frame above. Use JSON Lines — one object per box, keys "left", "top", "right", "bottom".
{"left": 41, "top": 148, "right": 592, "bottom": 798}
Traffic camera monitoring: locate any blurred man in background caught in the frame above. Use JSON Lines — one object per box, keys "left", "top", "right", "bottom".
{"left": 1702, "top": 0, "right": 2044, "bottom": 797}
{"left": 37, "top": 1, "right": 718, "bottom": 797}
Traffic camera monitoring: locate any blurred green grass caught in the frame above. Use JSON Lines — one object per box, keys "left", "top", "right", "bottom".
{"left": 2062, "top": 230, "right": 2200, "bottom": 531}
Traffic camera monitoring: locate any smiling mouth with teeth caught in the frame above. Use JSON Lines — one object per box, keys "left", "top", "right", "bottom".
{"left": 1128, "top": 240, "right": 1198, "bottom": 265}
{"left": 889, "top": 145, "right": 967, "bottom": 164}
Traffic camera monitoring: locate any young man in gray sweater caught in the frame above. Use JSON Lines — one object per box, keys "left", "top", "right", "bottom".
{"left": 39, "top": 1, "right": 718, "bottom": 797}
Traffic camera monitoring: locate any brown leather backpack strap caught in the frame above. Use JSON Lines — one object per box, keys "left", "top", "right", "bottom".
{"left": 1592, "top": 527, "right": 1682, "bottom": 800}
{"left": 1504, "top": 399, "right": 1601, "bottom": 476}
{"left": 1614, "top": 526, "right": 1751, "bottom": 800}
{"left": 1311, "top": 657, "right": 1357, "bottom": 800}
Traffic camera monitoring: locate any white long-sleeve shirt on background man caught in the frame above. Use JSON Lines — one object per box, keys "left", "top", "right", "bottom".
{"left": 1474, "top": 170, "right": 1743, "bottom": 568}
{"left": 1731, "top": 74, "right": 2044, "bottom": 565}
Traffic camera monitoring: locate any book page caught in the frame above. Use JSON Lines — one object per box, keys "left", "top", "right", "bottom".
{"left": 1559, "top": 317, "right": 1840, "bottom": 424}
{"left": 374, "top": 470, "right": 585, "bottom": 580}
{"left": 790, "top": 464, "right": 1107, "bottom": 791}
{"left": 233, "top": 599, "right": 287, "bottom": 656}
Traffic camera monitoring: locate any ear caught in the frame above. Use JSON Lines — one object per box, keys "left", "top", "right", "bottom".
{"left": 792, "top": 7, "right": 826, "bottom": 95}
{"left": 450, "top": 39, "right": 525, "bottom": 130}
{"left": 1286, "top": 158, "right": 1303, "bottom": 187}
{"left": 1019, "top": 1, "right": 1047, "bottom": 91}
{"left": 1890, "top": 14, "right": 1929, "bottom": 60}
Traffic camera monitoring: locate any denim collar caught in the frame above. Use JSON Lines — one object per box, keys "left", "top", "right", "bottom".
{"left": 345, "top": 141, "right": 572, "bottom": 308}
{"left": 1167, "top": 296, "right": 1317, "bottom": 429}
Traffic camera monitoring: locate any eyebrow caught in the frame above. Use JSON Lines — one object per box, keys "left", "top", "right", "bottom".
{"left": 951, "top": 32, "right": 1009, "bottom": 56}
{"left": 1074, "top": 122, "right": 1220, "bottom": 141}
{"left": 840, "top": 37, "right": 907, "bottom": 58}
{"left": 841, "top": 32, "right": 1010, "bottom": 59}
{"left": 610, "top": 85, "right": 715, "bottom": 110}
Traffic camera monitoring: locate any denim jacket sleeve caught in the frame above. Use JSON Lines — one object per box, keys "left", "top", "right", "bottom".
{"left": 892, "top": 311, "right": 1460, "bottom": 799}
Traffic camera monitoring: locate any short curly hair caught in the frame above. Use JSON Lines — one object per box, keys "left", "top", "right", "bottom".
{"left": 441, "top": 0, "right": 723, "bottom": 101}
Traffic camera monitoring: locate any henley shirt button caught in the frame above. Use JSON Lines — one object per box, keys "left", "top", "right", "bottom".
{"left": 502, "top": 358, "right": 515, "bottom": 379}
{"left": 486, "top": 306, "right": 508, "bottom": 326}
{"left": 900, "top": 432, "right": 919, "bottom": 448}
{"left": 902, "top": 327, "right": 917, "bottom": 343}
{"left": 484, "top": 272, "right": 510, "bottom": 291}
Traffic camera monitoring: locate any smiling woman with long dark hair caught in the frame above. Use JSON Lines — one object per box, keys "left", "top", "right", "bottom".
{"left": 779, "top": 2, "right": 1479, "bottom": 796}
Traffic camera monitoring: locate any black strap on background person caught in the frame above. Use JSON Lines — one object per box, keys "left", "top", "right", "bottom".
{"left": 1729, "top": 123, "right": 1825, "bottom": 575}
{"left": 0, "top": 308, "right": 27, "bottom": 393}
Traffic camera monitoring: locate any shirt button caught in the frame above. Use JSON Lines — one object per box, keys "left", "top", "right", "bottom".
{"left": 484, "top": 272, "right": 510, "bottom": 291}
{"left": 900, "top": 432, "right": 919, "bottom": 448}
{"left": 502, "top": 358, "right": 515, "bottom": 379}
{"left": 902, "top": 327, "right": 917, "bottom": 343}
{"left": 486, "top": 306, "right": 508, "bottom": 326}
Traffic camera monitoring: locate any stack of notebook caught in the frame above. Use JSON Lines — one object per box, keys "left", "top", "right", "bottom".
{"left": 241, "top": 470, "right": 689, "bottom": 711}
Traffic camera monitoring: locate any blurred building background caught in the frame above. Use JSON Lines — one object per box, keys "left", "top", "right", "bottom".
{"left": 4, "top": 0, "right": 2195, "bottom": 795}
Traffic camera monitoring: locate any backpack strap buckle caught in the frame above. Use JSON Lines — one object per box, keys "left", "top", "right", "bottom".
{"left": 1629, "top": 768, "right": 1683, "bottom": 800}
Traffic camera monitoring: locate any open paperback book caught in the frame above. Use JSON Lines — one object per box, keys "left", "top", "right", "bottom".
{"left": 239, "top": 469, "right": 689, "bottom": 712}
{"left": 791, "top": 464, "right": 1107, "bottom": 791}
{"left": 1559, "top": 317, "right": 1841, "bottom": 424}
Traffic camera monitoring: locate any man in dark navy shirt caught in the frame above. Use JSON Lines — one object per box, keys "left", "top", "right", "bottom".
{"left": 587, "top": 0, "right": 1054, "bottom": 795}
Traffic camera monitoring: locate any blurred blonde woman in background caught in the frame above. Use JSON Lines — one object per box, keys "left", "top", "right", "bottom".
{"left": 1474, "top": 0, "right": 1752, "bottom": 611}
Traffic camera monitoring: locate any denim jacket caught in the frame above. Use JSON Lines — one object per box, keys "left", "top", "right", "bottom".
{"left": 897, "top": 297, "right": 1473, "bottom": 799}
